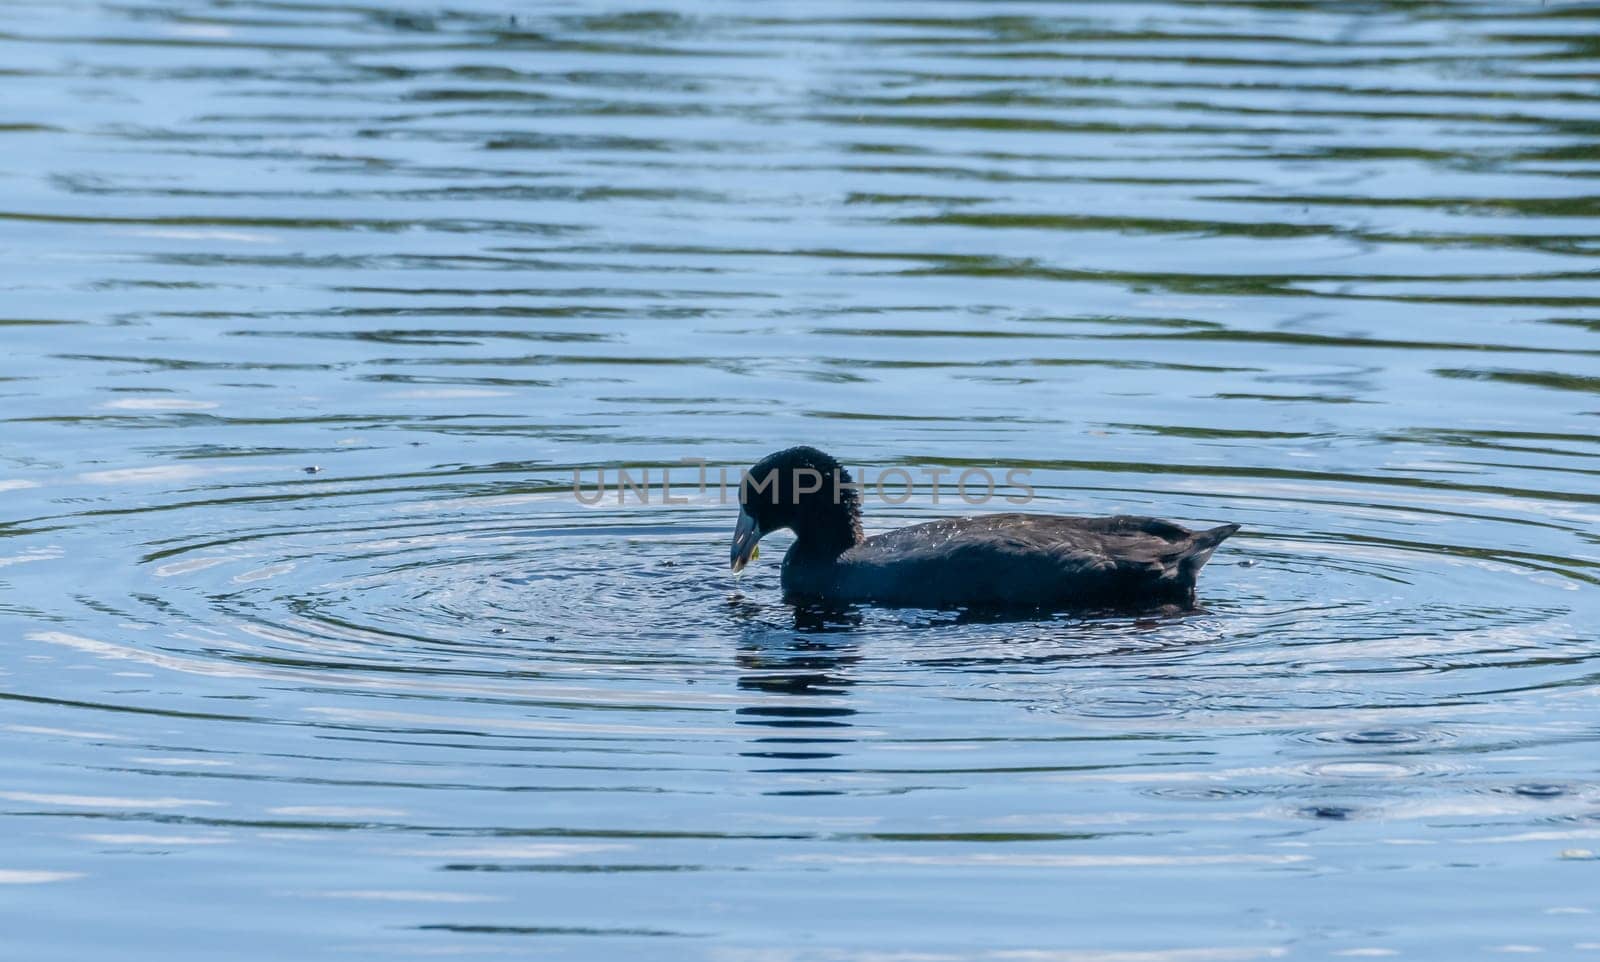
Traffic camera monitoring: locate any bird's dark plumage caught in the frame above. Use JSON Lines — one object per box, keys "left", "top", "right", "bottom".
{"left": 730, "top": 446, "right": 1239, "bottom": 611}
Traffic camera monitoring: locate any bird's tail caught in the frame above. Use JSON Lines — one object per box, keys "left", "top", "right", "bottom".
{"left": 1180, "top": 523, "right": 1241, "bottom": 580}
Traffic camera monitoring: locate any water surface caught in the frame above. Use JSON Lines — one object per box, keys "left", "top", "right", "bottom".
{"left": 2, "top": 1, "right": 1599, "bottom": 959}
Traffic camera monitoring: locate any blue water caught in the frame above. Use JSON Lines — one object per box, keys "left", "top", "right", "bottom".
{"left": 2, "top": 1, "right": 1598, "bottom": 959}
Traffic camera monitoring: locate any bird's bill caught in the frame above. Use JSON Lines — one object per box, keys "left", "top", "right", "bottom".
{"left": 729, "top": 509, "right": 762, "bottom": 573}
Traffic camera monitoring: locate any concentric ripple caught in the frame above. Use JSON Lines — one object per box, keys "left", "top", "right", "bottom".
{"left": 14, "top": 465, "right": 1592, "bottom": 746}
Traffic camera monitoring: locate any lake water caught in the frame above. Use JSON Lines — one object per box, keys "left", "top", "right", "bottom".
{"left": 2, "top": 1, "right": 1598, "bottom": 958}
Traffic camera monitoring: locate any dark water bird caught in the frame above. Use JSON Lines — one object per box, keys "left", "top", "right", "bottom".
{"left": 729, "top": 446, "right": 1240, "bottom": 611}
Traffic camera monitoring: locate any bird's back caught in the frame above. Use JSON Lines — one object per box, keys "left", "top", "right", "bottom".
{"left": 781, "top": 512, "right": 1239, "bottom": 610}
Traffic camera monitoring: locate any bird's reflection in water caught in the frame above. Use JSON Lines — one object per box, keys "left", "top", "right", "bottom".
{"left": 722, "top": 595, "right": 1214, "bottom": 797}
{"left": 730, "top": 601, "right": 863, "bottom": 794}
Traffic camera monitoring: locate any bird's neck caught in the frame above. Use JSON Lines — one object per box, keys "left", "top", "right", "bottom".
{"left": 792, "top": 508, "right": 863, "bottom": 561}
